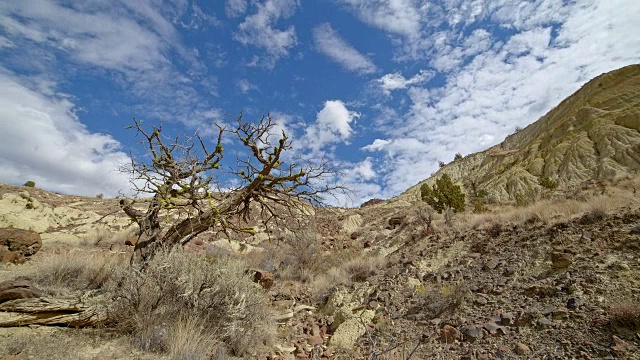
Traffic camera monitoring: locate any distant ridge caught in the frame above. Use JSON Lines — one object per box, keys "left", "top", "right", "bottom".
{"left": 396, "top": 64, "right": 640, "bottom": 203}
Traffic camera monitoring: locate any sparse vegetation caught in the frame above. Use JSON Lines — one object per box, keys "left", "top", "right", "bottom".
{"left": 608, "top": 301, "right": 640, "bottom": 330}
{"left": 420, "top": 173, "right": 465, "bottom": 213}
{"left": 438, "top": 160, "right": 446, "bottom": 168}
{"left": 410, "top": 283, "right": 468, "bottom": 319}
{"left": 515, "top": 188, "right": 536, "bottom": 207}
{"left": 112, "top": 247, "right": 274, "bottom": 356}
{"left": 539, "top": 176, "right": 558, "bottom": 190}
{"left": 23, "top": 180, "right": 35, "bottom": 187}
{"left": 96, "top": 193, "right": 104, "bottom": 199}
{"left": 454, "top": 152, "right": 463, "bottom": 161}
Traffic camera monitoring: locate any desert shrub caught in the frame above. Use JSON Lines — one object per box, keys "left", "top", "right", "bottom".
{"left": 539, "top": 176, "right": 558, "bottom": 190}
{"left": 96, "top": 193, "right": 104, "bottom": 199}
{"left": 112, "top": 247, "right": 274, "bottom": 356}
{"left": 28, "top": 251, "right": 127, "bottom": 295}
{"left": 454, "top": 153, "right": 463, "bottom": 161}
{"left": 415, "top": 203, "right": 435, "bottom": 230}
{"left": 438, "top": 161, "right": 446, "bottom": 168}
{"left": 409, "top": 283, "right": 468, "bottom": 319}
{"left": 579, "top": 207, "right": 607, "bottom": 224}
{"left": 278, "top": 231, "right": 324, "bottom": 282}
{"left": 345, "top": 256, "right": 386, "bottom": 282}
{"left": 608, "top": 301, "right": 640, "bottom": 330}
{"left": 23, "top": 180, "right": 35, "bottom": 187}
{"left": 486, "top": 222, "right": 502, "bottom": 238}
{"left": 515, "top": 189, "right": 536, "bottom": 207}
{"left": 420, "top": 173, "right": 465, "bottom": 213}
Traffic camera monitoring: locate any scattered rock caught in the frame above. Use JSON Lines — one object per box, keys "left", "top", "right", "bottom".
{"left": 551, "top": 251, "right": 572, "bottom": 269}
{"left": 388, "top": 217, "right": 403, "bottom": 229}
{"left": 515, "top": 342, "right": 531, "bottom": 355}
{"left": 567, "top": 297, "right": 583, "bottom": 309}
{"left": 461, "top": 325, "right": 483, "bottom": 343}
{"left": 124, "top": 236, "right": 137, "bottom": 246}
{"left": 0, "top": 228, "right": 42, "bottom": 263}
{"left": 253, "top": 270, "right": 275, "bottom": 290}
{"left": 537, "top": 317, "right": 554, "bottom": 328}
{"left": 500, "top": 312, "right": 514, "bottom": 326}
{"left": 440, "top": 324, "right": 460, "bottom": 344}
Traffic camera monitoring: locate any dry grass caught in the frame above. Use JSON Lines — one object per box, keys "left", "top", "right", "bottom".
{"left": 609, "top": 301, "right": 640, "bottom": 330}
{"left": 82, "top": 225, "right": 137, "bottom": 247}
{"left": 25, "top": 249, "right": 128, "bottom": 295}
{"left": 409, "top": 283, "right": 468, "bottom": 319}
{"left": 309, "top": 254, "right": 386, "bottom": 303}
{"left": 167, "top": 316, "right": 223, "bottom": 360}
{"left": 113, "top": 247, "right": 275, "bottom": 356}
{"left": 455, "top": 186, "right": 639, "bottom": 231}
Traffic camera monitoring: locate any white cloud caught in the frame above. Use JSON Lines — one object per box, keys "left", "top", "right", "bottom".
{"left": 226, "top": 0, "right": 248, "bottom": 18}
{"left": 0, "top": 69, "right": 132, "bottom": 197}
{"left": 352, "top": 157, "right": 376, "bottom": 181}
{"left": 237, "top": 79, "right": 256, "bottom": 94}
{"left": 362, "top": 0, "right": 640, "bottom": 198}
{"left": 302, "top": 100, "right": 359, "bottom": 154}
{"left": 312, "top": 23, "right": 377, "bottom": 74}
{"left": 0, "top": 0, "right": 219, "bottom": 130}
{"left": 233, "top": 0, "right": 299, "bottom": 67}
{"left": 338, "top": 0, "right": 425, "bottom": 38}
{"left": 377, "top": 70, "right": 433, "bottom": 94}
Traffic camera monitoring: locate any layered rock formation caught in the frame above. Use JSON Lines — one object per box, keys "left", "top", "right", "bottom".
{"left": 398, "top": 64, "right": 640, "bottom": 203}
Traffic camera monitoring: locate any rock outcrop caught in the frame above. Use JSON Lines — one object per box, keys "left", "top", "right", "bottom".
{"left": 0, "top": 228, "right": 42, "bottom": 263}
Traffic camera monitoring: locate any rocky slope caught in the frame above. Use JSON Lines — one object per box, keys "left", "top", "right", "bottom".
{"left": 397, "top": 64, "right": 640, "bottom": 203}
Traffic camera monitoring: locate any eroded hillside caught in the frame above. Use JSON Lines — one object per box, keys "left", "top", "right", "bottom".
{"left": 397, "top": 64, "right": 640, "bottom": 203}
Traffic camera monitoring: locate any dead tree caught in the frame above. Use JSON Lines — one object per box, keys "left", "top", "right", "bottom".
{"left": 120, "top": 114, "right": 341, "bottom": 264}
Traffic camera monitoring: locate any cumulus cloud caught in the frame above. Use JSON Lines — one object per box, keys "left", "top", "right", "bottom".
{"left": 0, "top": 0, "right": 219, "bottom": 130}
{"left": 337, "top": 0, "right": 425, "bottom": 38}
{"left": 233, "top": 0, "right": 299, "bottom": 67}
{"left": 312, "top": 23, "right": 377, "bottom": 74}
{"left": 359, "top": 0, "right": 640, "bottom": 197}
{"left": 302, "top": 100, "right": 359, "bottom": 154}
{"left": 377, "top": 70, "right": 433, "bottom": 94}
{"left": 0, "top": 69, "right": 132, "bottom": 197}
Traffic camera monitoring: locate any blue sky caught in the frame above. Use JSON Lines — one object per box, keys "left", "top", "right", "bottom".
{"left": 1, "top": 0, "right": 639, "bottom": 205}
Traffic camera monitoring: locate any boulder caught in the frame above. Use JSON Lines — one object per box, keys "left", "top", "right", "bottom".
{"left": 0, "top": 277, "right": 42, "bottom": 303}
{"left": 0, "top": 228, "right": 42, "bottom": 263}
{"left": 252, "top": 270, "right": 275, "bottom": 290}
{"left": 124, "top": 236, "right": 137, "bottom": 246}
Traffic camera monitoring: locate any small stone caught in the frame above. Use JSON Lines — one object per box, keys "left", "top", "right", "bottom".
{"left": 484, "top": 257, "right": 500, "bottom": 270}
{"left": 537, "top": 317, "right": 554, "bottom": 328}
{"left": 501, "top": 313, "right": 514, "bottom": 326}
{"left": 551, "top": 252, "right": 572, "bottom": 269}
{"left": 567, "top": 297, "right": 583, "bottom": 309}
{"left": 461, "top": 325, "right": 483, "bottom": 343}
{"left": 474, "top": 296, "right": 488, "bottom": 305}
{"left": 552, "top": 308, "right": 569, "bottom": 320}
{"left": 440, "top": 325, "right": 460, "bottom": 344}
{"left": 496, "top": 345, "right": 510, "bottom": 356}
{"left": 503, "top": 266, "right": 517, "bottom": 276}
{"left": 309, "top": 335, "right": 324, "bottom": 346}
{"left": 483, "top": 322, "right": 508, "bottom": 335}
{"left": 542, "top": 305, "right": 556, "bottom": 316}
{"left": 515, "top": 342, "right": 531, "bottom": 355}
